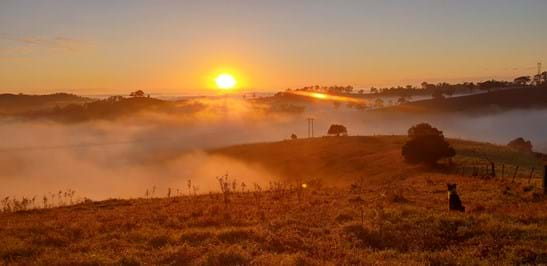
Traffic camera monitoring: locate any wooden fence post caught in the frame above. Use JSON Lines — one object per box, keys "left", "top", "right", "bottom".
{"left": 543, "top": 165, "right": 547, "bottom": 195}
{"left": 528, "top": 168, "right": 535, "bottom": 184}
{"left": 512, "top": 166, "right": 519, "bottom": 183}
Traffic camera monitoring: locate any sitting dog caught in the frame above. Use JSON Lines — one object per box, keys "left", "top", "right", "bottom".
{"left": 447, "top": 183, "right": 465, "bottom": 212}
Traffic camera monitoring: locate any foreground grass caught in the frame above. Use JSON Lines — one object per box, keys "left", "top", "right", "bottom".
{"left": 1, "top": 174, "right": 546, "bottom": 265}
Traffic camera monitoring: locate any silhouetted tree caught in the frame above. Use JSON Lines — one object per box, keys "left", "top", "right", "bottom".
{"left": 445, "top": 87, "right": 455, "bottom": 97}
{"left": 408, "top": 123, "right": 443, "bottom": 138}
{"left": 507, "top": 137, "right": 533, "bottom": 153}
{"left": 355, "top": 103, "right": 367, "bottom": 110}
{"left": 130, "top": 90, "right": 145, "bottom": 97}
{"left": 432, "top": 90, "right": 445, "bottom": 100}
{"left": 327, "top": 124, "right": 347, "bottom": 136}
{"left": 421, "top": 82, "right": 436, "bottom": 90}
{"left": 514, "top": 76, "right": 531, "bottom": 86}
{"left": 478, "top": 80, "right": 510, "bottom": 92}
{"left": 374, "top": 98, "right": 384, "bottom": 108}
{"left": 402, "top": 123, "right": 455, "bottom": 165}
{"left": 533, "top": 72, "right": 547, "bottom": 85}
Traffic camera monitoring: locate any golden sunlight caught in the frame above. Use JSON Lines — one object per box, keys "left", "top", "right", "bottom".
{"left": 310, "top": 92, "right": 328, "bottom": 99}
{"left": 215, "top": 73, "right": 237, "bottom": 90}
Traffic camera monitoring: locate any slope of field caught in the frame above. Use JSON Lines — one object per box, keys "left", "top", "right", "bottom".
{"left": 212, "top": 136, "right": 544, "bottom": 185}
{"left": 1, "top": 136, "right": 546, "bottom": 265}
{"left": 380, "top": 86, "right": 547, "bottom": 114}
{"left": 212, "top": 136, "right": 414, "bottom": 185}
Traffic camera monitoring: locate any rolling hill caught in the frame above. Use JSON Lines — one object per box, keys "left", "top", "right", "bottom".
{"left": 212, "top": 136, "right": 544, "bottom": 185}
{"left": 0, "top": 93, "right": 91, "bottom": 115}
{"left": 380, "top": 86, "right": 547, "bottom": 114}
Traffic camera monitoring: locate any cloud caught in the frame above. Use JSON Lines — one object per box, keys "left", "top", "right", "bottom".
{"left": 0, "top": 35, "right": 90, "bottom": 61}
{"left": 11, "top": 36, "right": 87, "bottom": 51}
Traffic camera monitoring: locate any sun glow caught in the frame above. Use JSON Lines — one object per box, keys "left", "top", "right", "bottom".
{"left": 310, "top": 92, "right": 328, "bottom": 99}
{"left": 215, "top": 73, "right": 237, "bottom": 90}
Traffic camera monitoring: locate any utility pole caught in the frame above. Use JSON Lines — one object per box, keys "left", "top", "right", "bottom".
{"left": 306, "top": 118, "right": 314, "bottom": 138}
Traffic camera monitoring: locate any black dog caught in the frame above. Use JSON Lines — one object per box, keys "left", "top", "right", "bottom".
{"left": 447, "top": 183, "right": 465, "bottom": 212}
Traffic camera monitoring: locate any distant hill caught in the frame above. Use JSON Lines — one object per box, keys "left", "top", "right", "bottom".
{"left": 0, "top": 93, "right": 91, "bottom": 115}
{"left": 23, "top": 96, "right": 207, "bottom": 123}
{"left": 0, "top": 93, "right": 305, "bottom": 122}
{"left": 379, "top": 86, "right": 547, "bottom": 114}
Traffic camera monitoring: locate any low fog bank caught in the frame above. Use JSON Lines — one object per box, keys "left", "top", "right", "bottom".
{"left": 1, "top": 98, "right": 546, "bottom": 200}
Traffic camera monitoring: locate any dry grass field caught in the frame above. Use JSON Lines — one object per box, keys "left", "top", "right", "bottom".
{"left": 1, "top": 136, "right": 546, "bottom": 265}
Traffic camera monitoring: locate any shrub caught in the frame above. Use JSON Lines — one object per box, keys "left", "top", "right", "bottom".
{"left": 342, "top": 223, "right": 398, "bottom": 250}
{"left": 217, "top": 229, "right": 257, "bottom": 243}
{"left": 402, "top": 123, "right": 455, "bottom": 164}
{"left": 204, "top": 245, "right": 250, "bottom": 266}
{"left": 327, "top": 124, "right": 347, "bottom": 136}
{"left": 407, "top": 123, "right": 443, "bottom": 138}
{"left": 119, "top": 256, "right": 142, "bottom": 266}
{"left": 149, "top": 235, "right": 170, "bottom": 248}
{"left": 0, "top": 237, "right": 37, "bottom": 261}
{"left": 507, "top": 137, "right": 533, "bottom": 153}
{"left": 161, "top": 245, "right": 200, "bottom": 265}
{"left": 180, "top": 231, "right": 213, "bottom": 245}
{"left": 335, "top": 213, "right": 354, "bottom": 223}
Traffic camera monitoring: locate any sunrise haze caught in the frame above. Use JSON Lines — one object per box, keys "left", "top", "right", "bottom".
{"left": 1, "top": 0, "right": 547, "bottom": 94}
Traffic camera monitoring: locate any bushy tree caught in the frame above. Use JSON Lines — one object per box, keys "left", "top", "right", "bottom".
{"left": 374, "top": 98, "right": 384, "bottom": 108}
{"left": 327, "top": 124, "right": 347, "bottom": 136}
{"left": 407, "top": 123, "right": 443, "bottom": 138}
{"left": 513, "top": 76, "right": 531, "bottom": 86}
{"left": 432, "top": 90, "right": 445, "bottom": 100}
{"left": 130, "top": 90, "right": 145, "bottom": 97}
{"left": 507, "top": 137, "right": 533, "bottom": 153}
{"left": 402, "top": 123, "right": 455, "bottom": 164}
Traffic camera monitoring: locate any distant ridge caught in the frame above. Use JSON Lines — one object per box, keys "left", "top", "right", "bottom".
{"left": 378, "top": 86, "right": 547, "bottom": 114}
{"left": 0, "top": 93, "right": 92, "bottom": 115}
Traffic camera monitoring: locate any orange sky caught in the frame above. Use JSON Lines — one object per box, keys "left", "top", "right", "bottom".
{"left": 1, "top": 1, "right": 546, "bottom": 94}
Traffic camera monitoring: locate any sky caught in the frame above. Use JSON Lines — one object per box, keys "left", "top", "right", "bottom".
{"left": 1, "top": 0, "right": 546, "bottom": 95}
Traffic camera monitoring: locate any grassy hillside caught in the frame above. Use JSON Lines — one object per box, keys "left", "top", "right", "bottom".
{"left": 213, "top": 136, "right": 412, "bottom": 185}
{"left": 212, "top": 136, "right": 544, "bottom": 185}
{"left": 380, "top": 86, "right": 547, "bottom": 114}
{"left": 1, "top": 136, "right": 546, "bottom": 265}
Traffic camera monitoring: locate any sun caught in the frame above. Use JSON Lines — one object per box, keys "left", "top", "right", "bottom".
{"left": 215, "top": 73, "right": 237, "bottom": 90}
